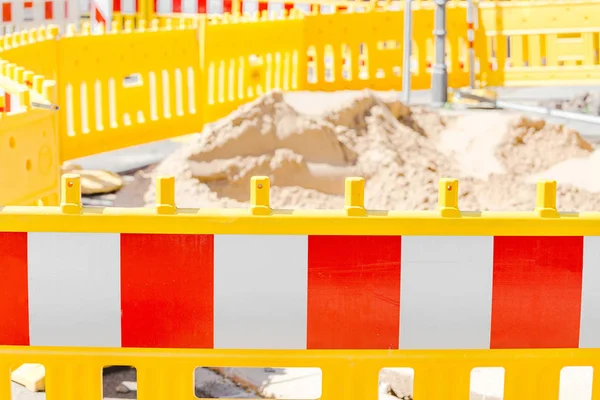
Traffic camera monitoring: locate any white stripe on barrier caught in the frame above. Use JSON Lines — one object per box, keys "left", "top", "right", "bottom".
{"left": 208, "top": 0, "right": 223, "bottom": 14}
{"left": 579, "top": 236, "right": 600, "bottom": 348}
{"left": 156, "top": 0, "right": 172, "bottom": 13}
{"left": 182, "top": 0, "right": 198, "bottom": 13}
{"left": 27, "top": 232, "right": 122, "bottom": 347}
{"left": 399, "top": 236, "right": 494, "bottom": 350}
{"left": 213, "top": 235, "right": 309, "bottom": 349}
{"left": 121, "top": 0, "right": 136, "bottom": 13}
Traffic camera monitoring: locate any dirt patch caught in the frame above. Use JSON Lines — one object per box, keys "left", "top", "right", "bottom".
{"left": 114, "top": 90, "right": 600, "bottom": 212}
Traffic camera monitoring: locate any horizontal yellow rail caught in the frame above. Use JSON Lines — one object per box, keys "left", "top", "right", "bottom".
{"left": 0, "top": 175, "right": 598, "bottom": 237}
{"left": 1, "top": 346, "right": 599, "bottom": 400}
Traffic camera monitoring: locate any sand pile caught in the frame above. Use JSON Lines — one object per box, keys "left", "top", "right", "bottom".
{"left": 496, "top": 117, "right": 593, "bottom": 175}
{"left": 114, "top": 90, "right": 600, "bottom": 211}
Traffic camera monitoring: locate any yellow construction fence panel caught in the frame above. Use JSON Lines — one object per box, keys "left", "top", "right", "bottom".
{"left": 204, "top": 12, "right": 307, "bottom": 122}
{"left": 56, "top": 24, "right": 204, "bottom": 161}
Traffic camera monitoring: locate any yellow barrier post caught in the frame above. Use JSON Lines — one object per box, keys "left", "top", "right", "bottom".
{"left": 438, "top": 178, "right": 460, "bottom": 217}
{"left": 535, "top": 179, "right": 558, "bottom": 218}
{"left": 344, "top": 177, "right": 366, "bottom": 216}
{"left": 250, "top": 176, "right": 271, "bottom": 215}
{"left": 156, "top": 176, "right": 176, "bottom": 215}
{"left": 60, "top": 174, "right": 81, "bottom": 214}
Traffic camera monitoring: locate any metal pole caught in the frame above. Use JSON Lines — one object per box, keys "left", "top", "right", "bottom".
{"left": 466, "top": 0, "right": 475, "bottom": 89}
{"left": 401, "top": 0, "right": 412, "bottom": 104}
{"left": 431, "top": 0, "right": 447, "bottom": 107}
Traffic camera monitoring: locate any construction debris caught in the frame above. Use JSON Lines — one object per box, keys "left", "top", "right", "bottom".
{"left": 61, "top": 163, "right": 124, "bottom": 195}
{"left": 115, "top": 381, "right": 137, "bottom": 394}
{"left": 11, "top": 363, "right": 45, "bottom": 392}
{"left": 544, "top": 91, "right": 600, "bottom": 115}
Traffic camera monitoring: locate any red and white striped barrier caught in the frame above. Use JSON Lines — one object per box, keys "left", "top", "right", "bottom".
{"left": 0, "top": 232, "right": 598, "bottom": 349}
{"left": 0, "top": 0, "right": 80, "bottom": 34}
{"left": 153, "top": 0, "right": 303, "bottom": 15}
{"left": 105, "top": 0, "right": 308, "bottom": 18}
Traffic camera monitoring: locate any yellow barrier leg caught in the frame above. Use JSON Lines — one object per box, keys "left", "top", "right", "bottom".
{"left": 414, "top": 365, "right": 470, "bottom": 400}
{"left": 592, "top": 366, "right": 600, "bottom": 400}
{"left": 1, "top": 364, "right": 10, "bottom": 399}
{"left": 504, "top": 363, "right": 561, "bottom": 400}
{"left": 322, "top": 362, "right": 354, "bottom": 399}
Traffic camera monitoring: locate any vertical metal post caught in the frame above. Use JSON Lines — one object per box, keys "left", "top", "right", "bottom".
{"left": 467, "top": 0, "right": 475, "bottom": 89}
{"left": 431, "top": 0, "right": 448, "bottom": 107}
{"left": 401, "top": 0, "right": 413, "bottom": 104}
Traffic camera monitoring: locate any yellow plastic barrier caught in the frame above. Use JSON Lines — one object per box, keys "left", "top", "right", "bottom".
{"left": 0, "top": 57, "right": 59, "bottom": 206}
{"left": 0, "top": 175, "right": 600, "bottom": 399}
{"left": 478, "top": 0, "right": 600, "bottom": 86}
{"left": 0, "top": 20, "right": 204, "bottom": 162}
{"left": 204, "top": 10, "right": 307, "bottom": 121}
{"left": 0, "top": 347, "right": 599, "bottom": 399}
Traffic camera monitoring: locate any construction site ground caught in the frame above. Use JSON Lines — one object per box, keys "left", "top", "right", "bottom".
{"left": 12, "top": 84, "right": 600, "bottom": 400}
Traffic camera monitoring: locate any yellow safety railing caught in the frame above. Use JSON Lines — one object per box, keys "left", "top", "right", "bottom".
{"left": 1, "top": 347, "right": 599, "bottom": 400}
{"left": 0, "top": 56, "right": 59, "bottom": 206}
{"left": 0, "top": 175, "right": 599, "bottom": 399}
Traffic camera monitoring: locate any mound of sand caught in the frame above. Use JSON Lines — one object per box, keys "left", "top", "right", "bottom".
{"left": 496, "top": 117, "right": 593, "bottom": 175}
{"left": 114, "top": 90, "right": 600, "bottom": 211}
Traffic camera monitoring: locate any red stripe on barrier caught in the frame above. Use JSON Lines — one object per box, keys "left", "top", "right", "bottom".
{"left": 94, "top": 5, "right": 106, "bottom": 24}
{"left": 45, "top": 0, "right": 53, "bottom": 19}
{"left": 173, "top": 0, "right": 181, "bottom": 12}
{"left": 490, "top": 236, "right": 584, "bottom": 349}
{"left": 2, "top": 3, "right": 11, "bottom": 22}
{"left": 257, "top": 1, "right": 268, "bottom": 12}
{"left": 113, "top": 0, "right": 121, "bottom": 12}
{"left": 284, "top": 2, "right": 293, "bottom": 12}
{"left": 197, "top": 0, "right": 206, "bottom": 13}
{"left": 5, "top": 93, "right": 11, "bottom": 113}
{"left": 121, "top": 234, "right": 215, "bottom": 348}
{"left": 0, "top": 232, "right": 30, "bottom": 345}
{"left": 223, "top": 0, "right": 232, "bottom": 13}
{"left": 307, "top": 235, "right": 401, "bottom": 349}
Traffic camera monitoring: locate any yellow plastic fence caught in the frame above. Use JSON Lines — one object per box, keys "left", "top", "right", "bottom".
{"left": 2, "top": 0, "right": 600, "bottom": 206}
{"left": 1, "top": 175, "right": 600, "bottom": 399}
{"left": 0, "top": 56, "right": 59, "bottom": 206}
{"left": 1, "top": 347, "right": 599, "bottom": 399}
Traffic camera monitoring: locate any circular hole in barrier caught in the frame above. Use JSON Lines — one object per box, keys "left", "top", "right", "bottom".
{"left": 8, "top": 136, "right": 15, "bottom": 148}
{"left": 67, "top": 181, "right": 73, "bottom": 187}
{"left": 447, "top": 185, "right": 453, "bottom": 191}
{"left": 257, "top": 183, "right": 263, "bottom": 189}
{"left": 25, "top": 159, "right": 32, "bottom": 171}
